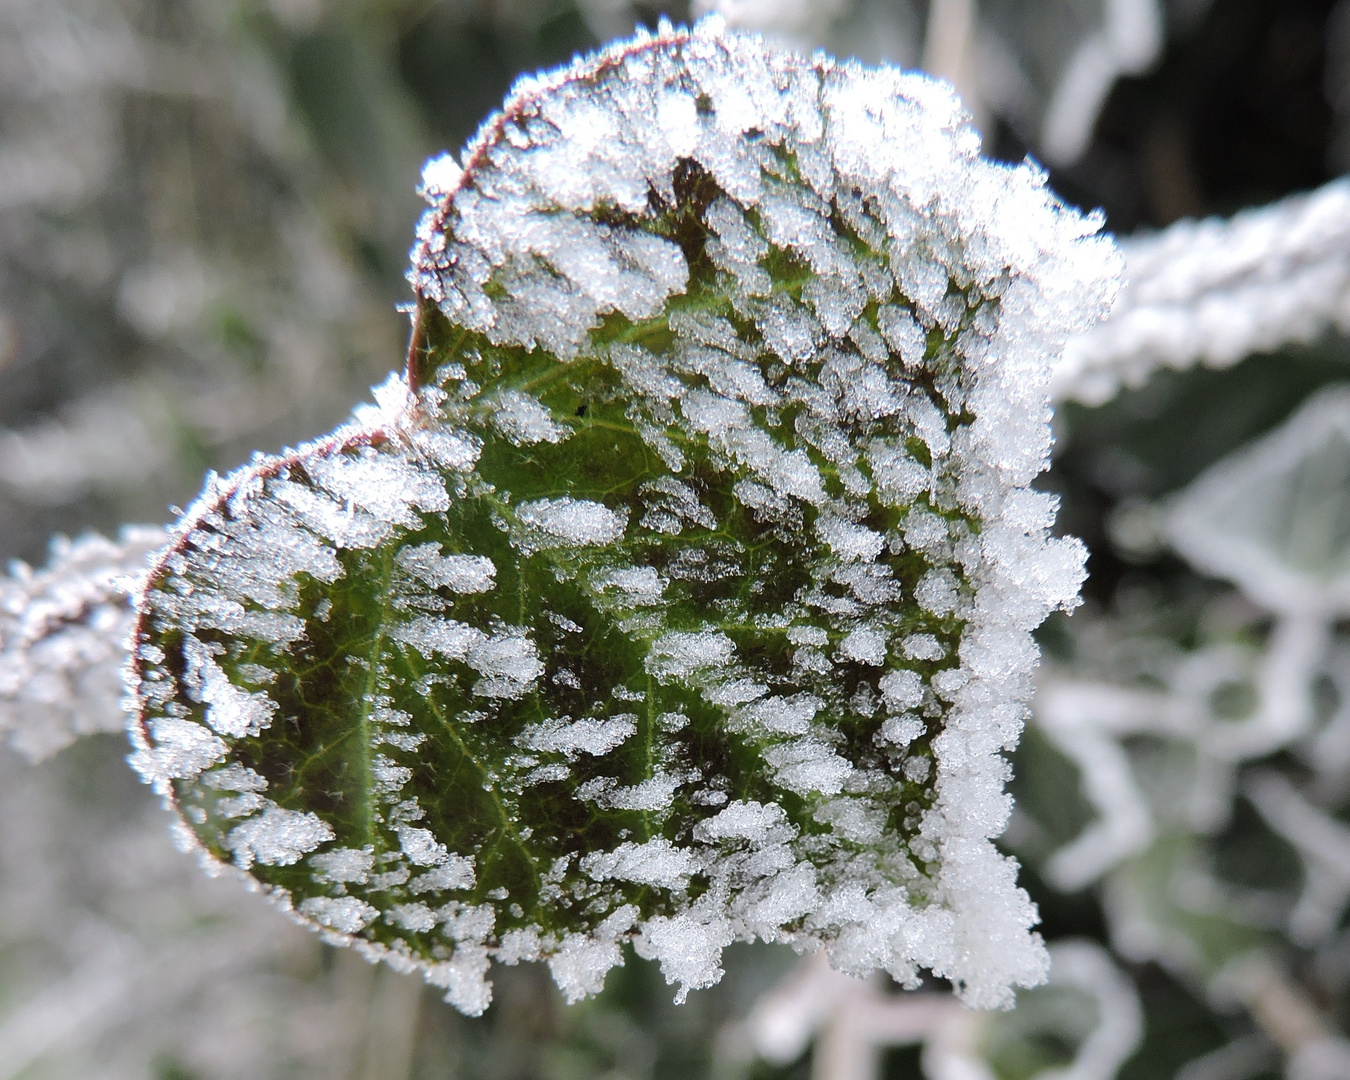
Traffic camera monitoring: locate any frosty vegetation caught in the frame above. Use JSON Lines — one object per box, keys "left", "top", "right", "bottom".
{"left": 1055, "top": 178, "right": 1350, "bottom": 406}
{"left": 1021, "top": 380, "right": 1350, "bottom": 1079}
{"left": 15, "top": 3, "right": 1350, "bottom": 1078}
{"left": 0, "top": 526, "right": 166, "bottom": 762}
{"left": 8, "top": 18, "right": 1118, "bottom": 1019}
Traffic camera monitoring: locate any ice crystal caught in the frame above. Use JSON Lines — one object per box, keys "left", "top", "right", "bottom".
{"left": 128, "top": 19, "right": 1119, "bottom": 1015}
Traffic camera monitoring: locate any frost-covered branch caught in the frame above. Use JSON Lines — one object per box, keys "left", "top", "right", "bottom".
{"left": 1055, "top": 179, "right": 1350, "bottom": 405}
{"left": 0, "top": 527, "right": 166, "bottom": 761}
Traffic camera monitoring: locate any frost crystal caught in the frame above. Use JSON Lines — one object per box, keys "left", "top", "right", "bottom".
{"left": 129, "top": 19, "right": 1118, "bottom": 1015}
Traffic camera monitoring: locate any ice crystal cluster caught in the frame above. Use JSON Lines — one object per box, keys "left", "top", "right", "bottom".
{"left": 127, "top": 19, "right": 1119, "bottom": 1016}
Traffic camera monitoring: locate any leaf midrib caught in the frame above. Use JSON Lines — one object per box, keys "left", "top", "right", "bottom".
{"left": 355, "top": 548, "right": 396, "bottom": 850}
{"left": 423, "top": 688, "right": 543, "bottom": 900}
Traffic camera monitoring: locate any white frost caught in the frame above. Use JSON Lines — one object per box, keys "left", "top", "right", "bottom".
{"left": 396, "top": 543, "right": 496, "bottom": 594}
{"left": 226, "top": 806, "right": 334, "bottom": 869}
{"left": 299, "top": 895, "right": 379, "bottom": 935}
{"left": 581, "top": 837, "right": 698, "bottom": 889}
{"left": 646, "top": 631, "right": 735, "bottom": 683}
{"left": 514, "top": 497, "right": 628, "bottom": 552}
{"left": 520, "top": 715, "right": 638, "bottom": 758}
{"left": 310, "top": 847, "right": 374, "bottom": 885}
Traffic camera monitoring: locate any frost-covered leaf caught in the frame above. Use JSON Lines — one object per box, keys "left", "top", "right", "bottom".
{"left": 1104, "top": 833, "right": 1266, "bottom": 981}
{"left": 1168, "top": 386, "right": 1350, "bottom": 616}
{"left": 128, "top": 19, "right": 1118, "bottom": 1015}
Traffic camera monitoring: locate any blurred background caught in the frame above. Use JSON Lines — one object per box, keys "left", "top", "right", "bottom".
{"left": 7, "top": 1, "right": 1350, "bottom": 1077}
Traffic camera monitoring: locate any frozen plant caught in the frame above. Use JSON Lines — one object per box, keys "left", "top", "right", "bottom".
{"left": 8, "top": 18, "right": 1120, "bottom": 1019}
{"left": 1054, "top": 178, "right": 1350, "bottom": 405}
{"left": 719, "top": 939, "right": 1141, "bottom": 1080}
{"left": 0, "top": 526, "right": 167, "bottom": 762}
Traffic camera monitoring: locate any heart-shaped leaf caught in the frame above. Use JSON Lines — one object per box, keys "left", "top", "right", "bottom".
{"left": 128, "top": 19, "right": 1119, "bottom": 1014}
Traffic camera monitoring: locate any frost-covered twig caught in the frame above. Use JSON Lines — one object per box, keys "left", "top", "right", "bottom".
{"left": 1055, "top": 179, "right": 1350, "bottom": 405}
{"left": 1246, "top": 772, "right": 1350, "bottom": 947}
{"left": 0, "top": 526, "right": 166, "bottom": 761}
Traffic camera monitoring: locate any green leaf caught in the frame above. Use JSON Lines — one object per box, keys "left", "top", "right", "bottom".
{"left": 128, "top": 20, "right": 1119, "bottom": 1014}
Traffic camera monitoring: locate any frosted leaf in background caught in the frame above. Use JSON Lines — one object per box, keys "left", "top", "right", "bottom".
{"left": 1022, "top": 391, "right": 1350, "bottom": 896}
{"left": 133, "top": 18, "right": 1119, "bottom": 1017}
{"left": 695, "top": 0, "right": 1168, "bottom": 166}
{"left": 1009, "top": 539, "right": 1350, "bottom": 1077}
{"left": 1030, "top": 617, "right": 1350, "bottom": 910}
{"left": 1100, "top": 832, "right": 1266, "bottom": 983}
{"left": 1246, "top": 771, "right": 1350, "bottom": 947}
{"left": 0, "top": 737, "right": 429, "bottom": 1080}
{"left": 1034, "top": 639, "right": 1280, "bottom": 890}
{"left": 719, "top": 939, "right": 1140, "bottom": 1080}
{"left": 977, "top": 0, "right": 1164, "bottom": 165}
{"left": 1033, "top": 679, "right": 1167, "bottom": 891}
{"left": 1167, "top": 387, "right": 1350, "bottom": 617}
{"left": 1300, "top": 643, "right": 1350, "bottom": 786}
{"left": 1162, "top": 388, "right": 1350, "bottom": 758}
{"left": 1018, "top": 605, "right": 1350, "bottom": 1073}
{"left": 0, "top": 526, "right": 166, "bottom": 761}
{"left": 1055, "top": 180, "right": 1350, "bottom": 406}
{"left": 721, "top": 952, "right": 966, "bottom": 1080}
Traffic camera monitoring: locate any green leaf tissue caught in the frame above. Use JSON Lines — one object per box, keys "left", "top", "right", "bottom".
{"left": 126, "top": 18, "right": 1121, "bottom": 1016}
